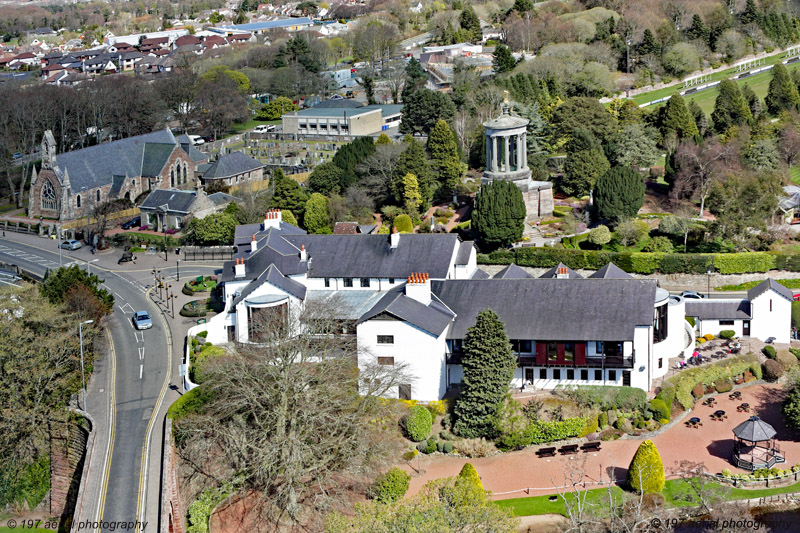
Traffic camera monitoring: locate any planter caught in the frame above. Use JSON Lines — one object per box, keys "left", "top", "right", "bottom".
{"left": 549, "top": 496, "right": 558, "bottom": 502}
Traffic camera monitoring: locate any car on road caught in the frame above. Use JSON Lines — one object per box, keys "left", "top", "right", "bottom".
{"left": 253, "top": 124, "right": 275, "bottom": 133}
{"left": 121, "top": 216, "right": 141, "bottom": 229}
{"left": 60, "top": 239, "right": 82, "bottom": 250}
{"left": 681, "top": 290, "right": 705, "bottom": 299}
{"left": 133, "top": 311, "right": 153, "bottom": 330}
{"left": 187, "top": 135, "right": 205, "bottom": 146}
{"left": 12, "top": 152, "right": 22, "bottom": 160}
{"left": 201, "top": 135, "right": 215, "bottom": 143}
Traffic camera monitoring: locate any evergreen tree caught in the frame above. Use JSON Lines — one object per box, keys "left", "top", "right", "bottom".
{"left": 307, "top": 162, "right": 344, "bottom": 195}
{"left": 566, "top": 127, "right": 601, "bottom": 153}
{"left": 612, "top": 124, "right": 660, "bottom": 169}
{"left": 362, "top": 75, "right": 376, "bottom": 105}
{"left": 393, "top": 213, "right": 413, "bottom": 233}
{"left": 741, "top": 83, "right": 763, "bottom": 118}
{"left": 687, "top": 14, "right": 708, "bottom": 42}
{"left": 303, "top": 193, "right": 331, "bottom": 234}
{"left": 765, "top": 62, "right": 800, "bottom": 115}
{"left": 403, "top": 57, "right": 427, "bottom": 100}
{"left": 396, "top": 173, "right": 422, "bottom": 215}
{"left": 472, "top": 180, "right": 526, "bottom": 249}
{"left": 627, "top": 440, "right": 665, "bottom": 494}
{"left": 513, "top": 0, "right": 533, "bottom": 13}
{"left": 332, "top": 136, "right": 376, "bottom": 189}
{"left": 271, "top": 172, "right": 309, "bottom": 220}
{"left": 492, "top": 44, "right": 516, "bottom": 74}
{"left": 562, "top": 131, "right": 610, "bottom": 197}
{"left": 593, "top": 166, "right": 646, "bottom": 225}
{"left": 637, "top": 29, "right": 660, "bottom": 56}
{"left": 453, "top": 309, "right": 516, "bottom": 438}
{"left": 400, "top": 89, "right": 456, "bottom": 135}
{"left": 688, "top": 100, "right": 708, "bottom": 136}
{"left": 711, "top": 79, "right": 753, "bottom": 133}
{"left": 459, "top": 6, "right": 482, "bottom": 43}
{"left": 396, "top": 136, "right": 434, "bottom": 205}
{"left": 740, "top": 0, "right": 761, "bottom": 26}
{"left": 427, "top": 120, "right": 463, "bottom": 194}
{"left": 660, "top": 94, "right": 699, "bottom": 140}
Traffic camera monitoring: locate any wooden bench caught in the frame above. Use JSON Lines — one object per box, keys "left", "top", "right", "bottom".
{"left": 536, "top": 447, "right": 557, "bottom": 458}
{"left": 559, "top": 444, "right": 579, "bottom": 455}
{"left": 581, "top": 441, "right": 602, "bottom": 452}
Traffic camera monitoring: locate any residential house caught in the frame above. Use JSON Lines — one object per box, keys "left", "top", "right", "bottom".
{"left": 173, "top": 35, "right": 202, "bottom": 49}
{"left": 199, "top": 152, "right": 265, "bottom": 187}
{"left": 138, "top": 185, "right": 236, "bottom": 231}
{"left": 211, "top": 17, "right": 314, "bottom": 36}
{"left": 8, "top": 52, "right": 39, "bottom": 69}
{"left": 82, "top": 55, "right": 117, "bottom": 75}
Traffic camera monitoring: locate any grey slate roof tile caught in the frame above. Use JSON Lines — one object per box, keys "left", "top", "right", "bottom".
{"left": 539, "top": 262, "right": 583, "bottom": 279}
{"left": 140, "top": 189, "right": 196, "bottom": 213}
{"left": 685, "top": 300, "right": 752, "bottom": 320}
{"left": 589, "top": 263, "right": 632, "bottom": 279}
{"left": 747, "top": 278, "right": 794, "bottom": 302}
{"left": 357, "top": 285, "right": 454, "bottom": 336}
{"left": 203, "top": 152, "right": 264, "bottom": 180}
{"left": 232, "top": 264, "right": 306, "bottom": 306}
{"left": 493, "top": 263, "right": 533, "bottom": 279}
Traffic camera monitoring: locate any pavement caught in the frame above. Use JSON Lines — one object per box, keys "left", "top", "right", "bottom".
{"left": 0, "top": 231, "right": 222, "bottom": 533}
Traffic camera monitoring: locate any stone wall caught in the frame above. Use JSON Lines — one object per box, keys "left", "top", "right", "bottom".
{"left": 521, "top": 184, "right": 554, "bottom": 220}
{"left": 50, "top": 420, "right": 88, "bottom": 527}
{"left": 161, "top": 419, "right": 185, "bottom": 533}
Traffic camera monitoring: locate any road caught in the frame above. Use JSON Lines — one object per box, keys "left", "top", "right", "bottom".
{"left": 0, "top": 235, "right": 171, "bottom": 533}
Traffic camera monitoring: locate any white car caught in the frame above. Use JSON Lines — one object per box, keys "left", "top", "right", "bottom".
{"left": 187, "top": 135, "right": 205, "bottom": 146}
{"left": 254, "top": 125, "right": 275, "bottom": 133}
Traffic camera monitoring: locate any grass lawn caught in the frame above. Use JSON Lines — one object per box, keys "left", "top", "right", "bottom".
{"left": 0, "top": 528, "right": 54, "bottom": 532}
{"left": 716, "top": 278, "right": 800, "bottom": 291}
{"left": 494, "top": 478, "right": 800, "bottom": 516}
{"left": 790, "top": 166, "right": 800, "bottom": 185}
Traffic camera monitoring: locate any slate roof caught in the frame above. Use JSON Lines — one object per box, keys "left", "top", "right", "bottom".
{"left": 175, "top": 135, "right": 208, "bottom": 162}
{"left": 139, "top": 189, "right": 196, "bottom": 213}
{"left": 208, "top": 192, "right": 238, "bottom": 206}
{"left": 221, "top": 226, "right": 308, "bottom": 283}
{"left": 54, "top": 129, "right": 180, "bottom": 192}
{"left": 747, "top": 278, "right": 794, "bottom": 302}
{"left": 733, "top": 416, "right": 777, "bottom": 442}
{"left": 203, "top": 152, "right": 264, "bottom": 179}
{"left": 539, "top": 262, "right": 583, "bottom": 279}
{"left": 281, "top": 234, "right": 462, "bottom": 279}
{"left": 141, "top": 143, "right": 177, "bottom": 176}
{"left": 314, "top": 98, "right": 362, "bottom": 109}
{"left": 232, "top": 264, "right": 306, "bottom": 306}
{"left": 589, "top": 263, "right": 632, "bottom": 279}
{"left": 455, "top": 240, "right": 473, "bottom": 265}
{"left": 471, "top": 268, "right": 491, "bottom": 279}
{"left": 432, "top": 278, "right": 658, "bottom": 341}
{"left": 685, "top": 300, "right": 752, "bottom": 320}
{"left": 493, "top": 263, "right": 533, "bottom": 279}
{"left": 219, "top": 17, "right": 313, "bottom": 32}
{"left": 357, "top": 285, "right": 454, "bottom": 336}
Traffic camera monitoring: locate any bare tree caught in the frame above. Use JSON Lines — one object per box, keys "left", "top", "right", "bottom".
{"left": 672, "top": 139, "right": 740, "bottom": 218}
{"left": 551, "top": 454, "right": 603, "bottom": 533}
{"left": 669, "top": 460, "right": 729, "bottom": 516}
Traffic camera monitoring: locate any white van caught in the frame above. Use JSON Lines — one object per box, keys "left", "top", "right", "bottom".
{"left": 254, "top": 125, "right": 276, "bottom": 133}
{"left": 187, "top": 135, "right": 205, "bottom": 146}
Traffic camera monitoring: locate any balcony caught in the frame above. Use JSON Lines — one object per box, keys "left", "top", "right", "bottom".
{"left": 515, "top": 354, "right": 634, "bottom": 369}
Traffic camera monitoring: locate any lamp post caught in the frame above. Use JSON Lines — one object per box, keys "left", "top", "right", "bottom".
{"left": 58, "top": 226, "right": 62, "bottom": 267}
{"left": 707, "top": 267, "right": 712, "bottom": 297}
{"left": 159, "top": 204, "right": 169, "bottom": 261}
{"left": 79, "top": 319, "right": 94, "bottom": 410}
{"left": 176, "top": 260, "right": 180, "bottom": 282}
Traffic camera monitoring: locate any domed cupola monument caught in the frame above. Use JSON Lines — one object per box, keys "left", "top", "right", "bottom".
{"left": 482, "top": 104, "right": 553, "bottom": 221}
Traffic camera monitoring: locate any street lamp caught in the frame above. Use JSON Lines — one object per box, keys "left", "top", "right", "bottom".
{"left": 176, "top": 260, "right": 180, "bottom": 282}
{"left": 707, "top": 267, "right": 712, "bottom": 297}
{"left": 79, "top": 319, "right": 94, "bottom": 410}
{"left": 159, "top": 204, "right": 169, "bottom": 261}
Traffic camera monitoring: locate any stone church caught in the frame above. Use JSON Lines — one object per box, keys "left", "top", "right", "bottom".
{"left": 28, "top": 129, "right": 208, "bottom": 221}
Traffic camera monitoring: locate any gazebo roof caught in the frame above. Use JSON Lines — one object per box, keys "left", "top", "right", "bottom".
{"left": 733, "top": 416, "right": 777, "bottom": 442}
{"left": 483, "top": 104, "right": 528, "bottom": 130}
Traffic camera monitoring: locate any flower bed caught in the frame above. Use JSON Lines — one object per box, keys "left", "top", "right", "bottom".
{"left": 182, "top": 276, "right": 218, "bottom": 295}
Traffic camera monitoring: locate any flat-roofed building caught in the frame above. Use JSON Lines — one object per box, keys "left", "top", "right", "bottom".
{"left": 282, "top": 104, "right": 403, "bottom": 137}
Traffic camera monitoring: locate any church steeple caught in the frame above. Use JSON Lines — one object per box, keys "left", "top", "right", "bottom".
{"left": 41, "top": 130, "right": 57, "bottom": 170}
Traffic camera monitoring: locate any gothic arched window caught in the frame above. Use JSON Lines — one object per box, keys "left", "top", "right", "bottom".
{"left": 183, "top": 163, "right": 188, "bottom": 184}
{"left": 76, "top": 195, "right": 81, "bottom": 208}
{"left": 41, "top": 180, "right": 58, "bottom": 211}
{"left": 170, "top": 168, "right": 175, "bottom": 187}
{"left": 96, "top": 189, "right": 101, "bottom": 202}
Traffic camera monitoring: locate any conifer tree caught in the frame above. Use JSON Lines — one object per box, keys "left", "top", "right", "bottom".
{"left": 627, "top": 440, "right": 665, "bottom": 493}
{"left": 331, "top": 136, "right": 376, "bottom": 189}
{"left": 660, "top": 94, "right": 699, "bottom": 140}
{"left": 453, "top": 309, "right": 516, "bottom": 438}
{"left": 765, "top": 62, "right": 800, "bottom": 115}
{"left": 711, "top": 79, "right": 753, "bottom": 133}
{"left": 271, "top": 170, "right": 308, "bottom": 219}
{"left": 593, "top": 166, "right": 646, "bottom": 225}
{"left": 396, "top": 173, "right": 422, "bottom": 215}
{"left": 688, "top": 100, "right": 708, "bottom": 136}
{"left": 303, "top": 193, "right": 331, "bottom": 234}
{"left": 472, "top": 180, "right": 526, "bottom": 249}
{"left": 637, "top": 29, "right": 660, "bottom": 56}
{"left": 492, "top": 44, "right": 516, "bottom": 74}
{"left": 562, "top": 128, "right": 609, "bottom": 197}
{"left": 427, "top": 120, "right": 463, "bottom": 194}
{"left": 740, "top": 0, "right": 761, "bottom": 26}
{"left": 687, "top": 14, "right": 708, "bottom": 43}
{"left": 396, "top": 136, "right": 434, "bottom": 205}
{"left": 459, "top": 6, "right": 482, "bottom": 42}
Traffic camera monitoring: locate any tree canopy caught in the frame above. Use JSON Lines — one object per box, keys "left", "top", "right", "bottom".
{"left": 472, "top": 180, "right": 526, "bottom": 249}
{"left": 400, "top": 89, "right": 457, "bottom": 135}
{"left": 593, "top": 166, "right": 646, "bottom": 225}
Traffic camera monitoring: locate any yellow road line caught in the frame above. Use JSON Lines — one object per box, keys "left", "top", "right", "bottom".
{"left": 95, "top": 327, "right": 117, "bottom": 533}
{"left": 135, "top": 286, "right": 173, "bottom": 533}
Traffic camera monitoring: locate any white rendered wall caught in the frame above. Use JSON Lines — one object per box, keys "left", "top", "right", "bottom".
{"left": 630, "top": 326, "right": 652, "bottom": 391}
{"left": 750, "top": 292, "right": 791, "bottom": 344}
{"left": 652, "top": 299, "right": 686, "bottom": 381}
{"left": 696, "top": 319, "right": 744, "bottom": 339}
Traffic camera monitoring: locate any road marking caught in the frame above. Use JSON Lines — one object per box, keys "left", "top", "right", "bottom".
{"left": 139, "top": 364, "right": 143, "bottom": 379}
{"left": 95, "top": 327, "right": 117, "bottom": 533}
{"left": 118, "top": 302, "right": 135, "bottom": 314}
{"left": 136, "top": 286, "right": 172, "bottom": 533}
{"left": 139, "top": 346, "right": 145, "bottom": 360}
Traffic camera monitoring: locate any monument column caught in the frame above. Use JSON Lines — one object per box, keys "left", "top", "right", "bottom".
{"left": 504, "top": 135, "right": 510, "bottom": 172}
{"left": 491, "top": 136, "right": 498, "bottom": 172}
{"left": 521, "top": 132, "right": 527, "bottom": 168}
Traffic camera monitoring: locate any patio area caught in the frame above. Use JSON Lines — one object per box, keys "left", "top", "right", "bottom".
{"left": 400, "top": 383, "right": 800, "bottom": 500}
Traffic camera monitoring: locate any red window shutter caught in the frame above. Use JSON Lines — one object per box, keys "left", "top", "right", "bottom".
{"left": 556, "top": 343, "right": 565, "bottom": 363}
{"left": 575, "top": 343, "right": 586, "bottom": 366}
{"left": 536, "top": 343, "right": 546, "bottom": 365}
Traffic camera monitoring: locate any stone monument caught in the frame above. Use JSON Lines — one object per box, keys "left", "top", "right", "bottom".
{"left": 482, "top": 104, "right": 553, "bottom": 221}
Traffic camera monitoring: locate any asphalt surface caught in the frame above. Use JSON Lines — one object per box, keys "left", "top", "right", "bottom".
{"left": 0, "top": 234, "right": 177, "bottom": 533}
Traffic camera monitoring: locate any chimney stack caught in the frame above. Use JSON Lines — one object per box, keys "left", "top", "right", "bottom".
{"left": 405, "top": 272, "right": 431, "bottom": 305}
{"left": 300, "top": 244, "right": 307, "bottom": 262}
{"left": 250, "top": 234, "right": 257, "bottom": 253}
{"left": 234, "top": 257, "right": 246, "bottom": 278}
{"left": 390, "top": 226, "right": 400, "bottom": 249}
{"left": 263, "top": 208, "right": 282, "bottom": 230}
{"left": 556, "top": 266, "right": 569, "bottom": 279}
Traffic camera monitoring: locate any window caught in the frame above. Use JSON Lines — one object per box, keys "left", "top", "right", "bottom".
{"left": 539, "top": 368, "right": 547, "bottom": 380}
{"left": 132, "top": 180, "right": 135, "bottom": 189}
{"left": 96, "top": 189, "right": 101, "bottom": 202}
{"left": 388, "top": 278, "right": 395, "bottom": 284}
{"left": 563, "top": 342, "right": 575, "bottom": 362}
{"left": 658, "top": 358, "right": 663, "bottom": 369}
{"left": 377, "top": 356, "right": 394, "bottom": 366}
{"left": 170, "top": 168, "right": 175, "bottom": 187}
{"left": 360, "top": 277, "right": 370, "bottom": 288}
{"left": 41, "top": 180, "right": 58, "bottom": 210}
{"left": 446, "top": 339, "right": 463, "bottom": 353}
{"left": 608, "top": 370, "right": 617, "bottom": 381}
{"left": 595, "top": 341, "right": 604, "bottom": 353}
{"left": 183, "top": 164, "right": 188, "bottom": 184}
{"left": 719, "top": 320, "right": 734, "bottom": 326}
{"left": 398, "top": 384, "right": 411, "bottom": 400}
{"left": 594, "top": 370, "right": 602, "bottom": 381}
{"left": 581, "top": 369, "right": 588, "bottom": 381}
{"left": 377, "top": 335, "right": 394, "bottom": 344}
{"left": 511, "top": 340, "right": 532, "bottom": 353}
{"left": 653, "top": 303, "right": 668, "bottom": 343}
{"left": 547, "top": 342, "right": 557, "bottom": 360}
{"left": 552, "top": 369, "right": 561, "bottom": 380}
{"left": 567, "top": 369, "right": 575, "bottom": 380}
{"left": 324, "top": 278, "right": 330, "bottom": 288}
{"left": 770, "top": 299, "right": 773, "bottom": 312}
{"left": 76, "top": 195, "right": 81, "bottom": 208}
{"left": 343, "top": 278, "right": 353, "bottom": 287}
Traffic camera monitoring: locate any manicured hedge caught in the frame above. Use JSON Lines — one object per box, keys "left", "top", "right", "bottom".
{"left": 556, "top": 385, "right": 646, "bottom": 411}
{"left": 478, "top": 249, "right": 795, "bottom": 275}
{"left": 648, "top": 399, "right": 670, "bottom": 421}
{"left": 496, "top": 417, "right": 586, "bottom": 450}
{"left": 664, "top": 354, "right": 761, "bottom": 409}
{"left": 370, "top": 467, "right": 411, "bottom": 503}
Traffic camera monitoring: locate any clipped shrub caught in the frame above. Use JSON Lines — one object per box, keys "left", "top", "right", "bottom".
{"left": 714, "top": 380, "right": 733, "bottom": 393}
{"left": 369, "top": 467, "right": 411, "bottom": 503}
{"left": 426, "top": 400, "right": 448, "bottom": 417}
{"left": 655, "top": 383, "right": 676, "bottom": 412}
{"left": 196, "top": 330, "right": 208, "bottom": 338}
{"left": 167, "top": 386, "right": 213, "bottom": 420}
{"left": 423, "top": 437, "right": 437, "bottom": 454}
{"left": 403, "top": 405, "right": 433, "bottom": 442}
{"left": 648, "top": 399, "right": 670, "bottom": 421}
{"left": 495, "top": 417, "right": 587, "bottom": 450}
{"left": 763, "top": 359, "right": 784, "bottom": 381}
{"left": 719, "top": 330, "right": 736, "bottom": 339}
{"left": 598, "top": 412, "right": 608, "bottom": 428}
{"left": 763, "top": 345, "right": 777, "bottom": 359}
{"left": 457, "top": 462, "right": 484, "bottom": 491}
{"left": 691, "top": 383, "right": 705, "bottom": 399}
{"left": 439, "top": 430, "right": 455, "bottom": 440}
{"left": 578, "top": 414, "right": 599, "bottom": 438}
{"left": 454, "top": 438, "right": 496, "bottom": 458}
{"left": 627, "top": 440, "right": 665, "bottom": 493}
{"left": 703, "top": 334, "right": 715, "bottom": 341}
{"left": 776, "top": 350, "right": 797, "bottom": 370}
{"left": 686, "top": 316, "right": 696, "bottom": 327}
{"left": 443, "top": 441, "right": 453, "bottom": 453}
{"left": 393, "top": 214, "right": 414, "bottom": 233}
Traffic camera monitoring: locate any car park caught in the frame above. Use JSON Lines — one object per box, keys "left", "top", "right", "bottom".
{"left": 133, "top": 310, "right": 153, "bottom": 330}
{"left": 121, "top": 216, "right": 141, "bottom": 229}
{"left": 60, "top": 239, "right": 82, "bottom": 250}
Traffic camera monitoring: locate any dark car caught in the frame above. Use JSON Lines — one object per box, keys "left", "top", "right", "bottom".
{"left": 121, "top": 217, "right": 141, "bottom": 229}
{"left": 201, "top": 136, "right": 215, "bottom": 143}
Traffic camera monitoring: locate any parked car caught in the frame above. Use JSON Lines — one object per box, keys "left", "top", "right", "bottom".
{"left": 12, "top": 152, "right": 22, "bottom": 160}
{"left": 680, "top": 290, "right": 705, "bottom": 299}
{"left": 201, "top": 136, "right": 215, "bottom": 143}
{"left": 253, "top": 124, "right": 275, "bottom": 133}
{"left": 132, "top": 310, "right": 153, "bottom": 330}
{"left": 793, "top": 293, "right": 800, "bottom": 301}
{"left": 187, "top": 135, "right": 204, "bottom": 146}
{"left": 60, "top": 239, "right": 82, "bottom": 250}
{"left": 121, "top": 216, "right": 141, "bottom": 229}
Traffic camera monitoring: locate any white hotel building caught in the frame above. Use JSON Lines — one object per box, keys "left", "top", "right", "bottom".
{"left": 201, "top": 211, "right": 792, "bottom": 401}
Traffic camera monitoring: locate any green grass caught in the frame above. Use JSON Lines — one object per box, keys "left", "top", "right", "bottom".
{"left": 790, "top": 166, "right": 800, "bottom": 185}
{"left": 495, "top": 478, "right": 800, "bottom": 517}
{"left": 631, "top": 50, "right": 791, "bottom": 106}
{"left": 229, "top": 118, "right": 281, "bottom": 135}
{"left": 716, "top": 278, "right": 800, "bottom": 291}
{"left": 0, "top": 528, "right": 54, "bottom": 532}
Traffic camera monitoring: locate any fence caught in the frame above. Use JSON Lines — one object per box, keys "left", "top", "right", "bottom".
{"left": 60, "top": 207, "right": 139, "bottom": 230}
{"left": 182, "top": 246, "right": 235, "bottom": 262}
{"left": 0, "top": 220, "right": 39, "bottom": 235}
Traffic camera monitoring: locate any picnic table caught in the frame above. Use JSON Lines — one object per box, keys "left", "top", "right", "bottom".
{"left": 712, "top": 410, "right": 727, "bottom": 420}
{"left": 703, "top": 397, "right": 717, "bottom": 406}
{"left": 730, "top": 391, "right": 742, "bottom": 400}
{"left": 737, "top": 403, "right": 750, "bottom": 413}
{"left": 559, "top": 444, "right": 579, "bottom": 455}
{"left": 686, "top": 417, "right": 702, "bottom": 428}
{"left": 536, "top": 447, "right": 557, "bottom": 458}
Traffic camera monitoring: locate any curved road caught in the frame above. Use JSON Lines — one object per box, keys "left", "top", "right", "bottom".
{"left": 0, "top": 234, "right": 172, "bottom": 533}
